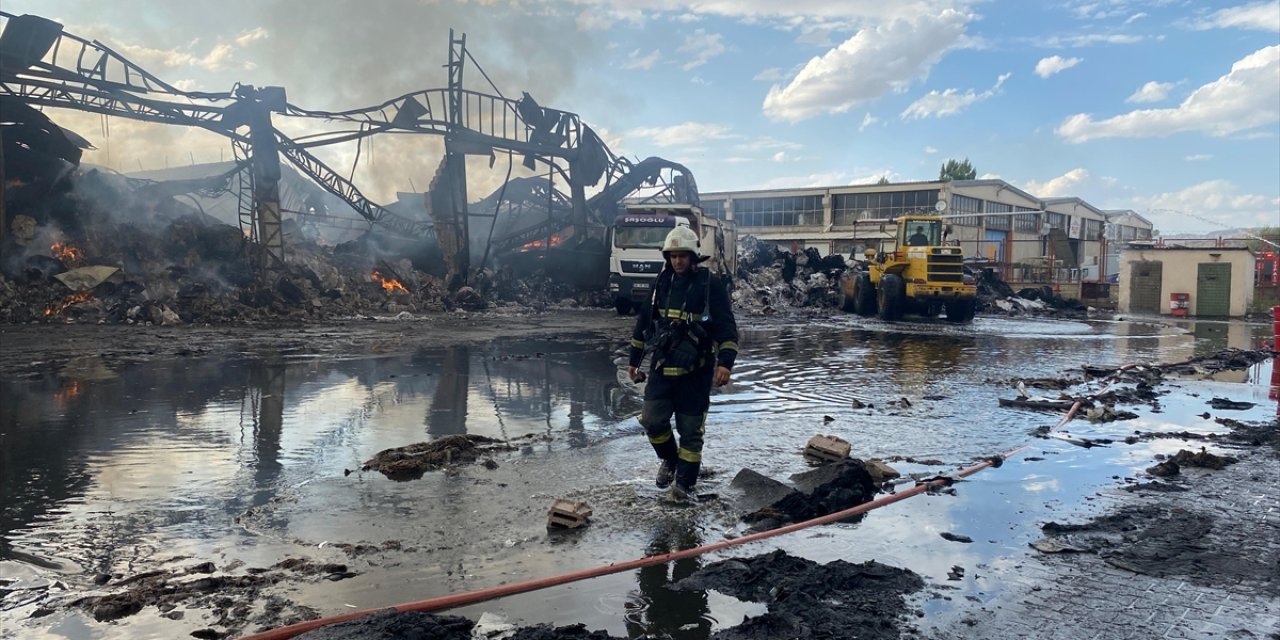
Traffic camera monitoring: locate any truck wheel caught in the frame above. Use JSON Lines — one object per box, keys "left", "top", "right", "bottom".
{"left": 877, "top": 273, "right": 904, "bottom": 321}
{"left": 853, "top": 273, "right": 877, "bottom": 317}
{"left": 945, "top": 298, "right": 976, "bottom": 323}
{"left": 614, "top": 298, "right": 633, "bottom": 316}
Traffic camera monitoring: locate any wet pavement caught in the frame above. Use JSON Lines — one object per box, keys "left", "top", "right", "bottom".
{"left": 1, "top": 313, "right": 1277, "bottom": 639}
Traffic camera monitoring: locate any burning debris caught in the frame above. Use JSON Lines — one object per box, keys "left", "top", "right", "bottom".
{"left": 0, "top": 168, "right": 621, "bottom": 324}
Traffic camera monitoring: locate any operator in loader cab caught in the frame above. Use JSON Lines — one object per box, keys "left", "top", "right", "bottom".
{"left": 627, "top": 226, "right": 738, "bottom": 502}
{"left": 907, "top": 225, "right": 931, "bottom": 246}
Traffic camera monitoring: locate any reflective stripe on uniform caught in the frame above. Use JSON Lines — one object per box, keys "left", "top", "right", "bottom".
{"left": 718, "top": 340, "right": 738, "bottom": 353}
{"left": 678, "top": 447, "right": 702, "bottom": 462}
{"left": 630, "top": 338, "right": 645, "bottom": 349}
{"left": 648, "top": 430, "right": 673, "bottom": 445}
{"left": 658, "top": 308, "right": 694, "bottom": 321}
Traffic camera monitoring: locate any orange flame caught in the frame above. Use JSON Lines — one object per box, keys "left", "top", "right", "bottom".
{"left": 51, "top": 242, "right": 85, "bottom": 266}
{"left": 371, "top": 270, "right": 408, "bottom": 294}
{"left": 54, "top": 381, "right": 83, "bottom": 408}
{"left": 520, "top": 233, "right": 565, "bottom": 252}
{"left": 45, "top": 291, "right": 95, "bottom": 317}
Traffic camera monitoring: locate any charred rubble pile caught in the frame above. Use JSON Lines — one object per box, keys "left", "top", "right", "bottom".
{"left": 0, "top": 171, "right": 604, "bottom": 325}
{"left": 972, "top": 268, "right": 1089, "bottom": 318}
{"left": 733, "top": 235, "right": 847, "bottom": 315}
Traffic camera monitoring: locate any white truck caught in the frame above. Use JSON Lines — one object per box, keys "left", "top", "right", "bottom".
{"left": 607, "top": 204, "right": 736, "bottom": 315}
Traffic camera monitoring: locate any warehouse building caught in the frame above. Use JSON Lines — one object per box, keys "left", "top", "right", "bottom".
{"left": 701, "top": 179, "right": 1154, "bottom": 297}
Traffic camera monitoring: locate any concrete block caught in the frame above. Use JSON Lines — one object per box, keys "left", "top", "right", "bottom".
{"left": 547, "top": 499, "right": 592, "bottom": 529}
{"left": 803, "top": 434, "right": 851, "bottom": 463}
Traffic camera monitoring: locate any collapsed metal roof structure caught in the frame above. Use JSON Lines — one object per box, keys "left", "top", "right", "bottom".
{"left": 0, "top": 12, "right": 699, "bottom": 283}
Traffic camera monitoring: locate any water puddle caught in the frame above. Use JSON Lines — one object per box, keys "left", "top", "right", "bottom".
{"left": 1, "top": 317, "right": 1274, "bottom": 639}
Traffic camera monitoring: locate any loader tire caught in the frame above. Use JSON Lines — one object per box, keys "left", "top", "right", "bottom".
{"left": 853, "top": 273, "right": 877, "bottom": 316}
{"left": 878, "top": 273, "right": 904, "bottom": 321}
{"left": 945, "top": 298, "right": 977, "bottom": 323}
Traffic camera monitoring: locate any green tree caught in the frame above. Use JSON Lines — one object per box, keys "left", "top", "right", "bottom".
{"left": 939, "top": 158, "right": 976, "bottom": 181}
{"left": 876, "top": 176, "right": 891, "bottom": 185}
{"left": 1245, "top": 226, "right": 1280, "bottom": 253}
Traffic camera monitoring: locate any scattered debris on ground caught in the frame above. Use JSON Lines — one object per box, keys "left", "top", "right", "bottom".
{"left": 673, "top": 550, "right": 924, "bottom": 640}
{"left": 361, "top": 434, "right": 514, "bottom": 480}
{"left": 1034, "top": 504, "right": 1277, "bottom": 592}
{"left": 739, "top": 460, "right": 877, "bottom": 530}
{"left": 65, "top": 559, "right": 337, "bottom": 636}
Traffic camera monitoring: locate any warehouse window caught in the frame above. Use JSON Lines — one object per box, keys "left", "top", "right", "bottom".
{"left": 735, "top": 195, "right": 823, "bottom": 227}
{"left": 1014, "top": 206, "right": 1040, "bottom": 233}
{"left": 833, "top": 190, "right": 938, "bottom": 224}
{"left": 952, "top": 194, "right": 982, "bottom": 226}
{"left": 702, "top": 199, "right": 726, "bottom": 220}
{"left": 985, "top": 201, "right": 1011, "bottom": 229}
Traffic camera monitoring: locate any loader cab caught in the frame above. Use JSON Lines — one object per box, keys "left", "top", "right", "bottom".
{"left": 901, "top": 219, "right": 943, "bottom": 248}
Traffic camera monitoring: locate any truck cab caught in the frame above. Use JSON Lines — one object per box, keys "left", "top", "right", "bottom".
{"left": 607, "top": 204, "right": 736, "bottom": 315}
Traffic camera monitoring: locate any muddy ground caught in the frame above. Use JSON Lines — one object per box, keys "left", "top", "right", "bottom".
{"left": 2, "top": 312, "right": 1277, "bottom": 640}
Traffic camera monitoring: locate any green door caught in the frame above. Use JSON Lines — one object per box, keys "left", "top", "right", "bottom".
{"left": 1195, "top": 263, "right": 1232, "bottom": 316}
{"left": 1129, "top": 261, "right": 1162, "bottom": 313}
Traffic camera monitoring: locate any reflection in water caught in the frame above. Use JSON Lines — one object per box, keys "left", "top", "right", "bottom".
{"left": 0, "top": 339, "right": 624, "bottom": 568}
{"left": 250, "top": 363, "right": 285, "bottom": 506}
{"left": 626, "top": 518, "right": 709, "bottom": 639}
{"left": 428, "top": 346, "right": 470, "bottom": 437}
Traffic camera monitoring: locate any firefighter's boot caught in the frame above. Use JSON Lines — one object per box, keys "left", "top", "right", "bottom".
{"left": 674, "top": 459, "right": 700, "bottom": 495}
{"left": 655, "top": 459, "right": 676, "bottom": 489}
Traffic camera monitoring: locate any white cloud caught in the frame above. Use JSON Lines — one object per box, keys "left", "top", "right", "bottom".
{"left": 723, "top": 156, "right": 754, "bottom": 163}
{"left": 1125, "top": 80, "right": 1175, "bottom": 103}
{"left": 978, "top": 172, "right": 1002, "bottom": 179}
{"left": 580, "top": 1, "right": 973, "bottom": 26}
{"left": 772, "top": 151, "right": 790, "bottom": 162}
{"left": 754, "top": 67, "right": 787, "bottom": 82}
{"left": 762, "top": 9, "right": 971, "bottom": 122}
{"left": 1039, "top": 33, "right": 1147, "bottom": 47}
{"left": 1035, "top": 55, "right": 1082, "bottom": 78}
{"left": 924, "top": 146, "right": 939, "bottom": 154}
{"left": 1137, "top": 180, "right": 1280, "bottom": 230}
{"left": 851, "top": 169, "right": 899, "bottom": 184}
{"left": 1184, "top": 154, "right": 1213, "bottom": 161}
{"left": 757, "top": 171, "right": 849, "bottom": 190}
{"left": 859, "top": 112, "right": 880, "bottom": 131}
{"left": 900, "top": 72, "right": 1010, "bottom": 120}
{"left": 1058, "top": 45, "right": 1280, "bottom": 142}
{"left": 734, "top": 137, "right": 803, "bottom": 152}
{"left": 576, "top": 6, "right": 646, "bottom": 30}
{"left": 677, "top": 29, "right": 727, "bottom": 71}
{"left": 623, "top": 48, "right": 663, "bottom": 70}
{"left": 234, "top": 27, "right": 269, "bottom": 48}
{"left": 1194, "top": 1, "right": 1280, "bottom": 32}
{"left": 1124, "top": 12, "right": 1148, "bottom": 25}
{"left": 1021, "top": 168, "right": 1090, "bottom": 197}
{"left": 626, "top": 121, "right": 736, "bottom": 147}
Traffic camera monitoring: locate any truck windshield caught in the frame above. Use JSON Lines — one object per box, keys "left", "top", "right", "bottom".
{"left": 614, "top": 226, "right": 671, "bottom": 249}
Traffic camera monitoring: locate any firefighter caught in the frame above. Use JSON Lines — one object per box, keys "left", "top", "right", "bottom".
{"left": 627, "top": 225, "right": 738, "bottom": 501}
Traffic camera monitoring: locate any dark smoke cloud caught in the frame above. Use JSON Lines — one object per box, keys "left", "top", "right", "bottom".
{"left": 18, "top": 0, "right": 601, "bottom": 203}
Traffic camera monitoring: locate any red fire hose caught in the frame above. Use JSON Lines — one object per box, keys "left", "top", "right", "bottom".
{"left": 239, "top": 369, "right": 1117, "bottom": 640}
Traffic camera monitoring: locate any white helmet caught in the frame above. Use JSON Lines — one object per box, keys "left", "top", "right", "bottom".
{"left": 661, "top": 226, "right": 700, "bottom": 257}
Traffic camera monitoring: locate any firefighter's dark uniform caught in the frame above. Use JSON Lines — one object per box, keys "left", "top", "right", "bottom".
{"left": 628, "top": 265, "right": 738, "bottom": 492}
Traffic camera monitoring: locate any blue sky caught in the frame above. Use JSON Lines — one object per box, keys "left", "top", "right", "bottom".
{"left": 8, "top": 0, "right": 1279, "bottom": 234}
